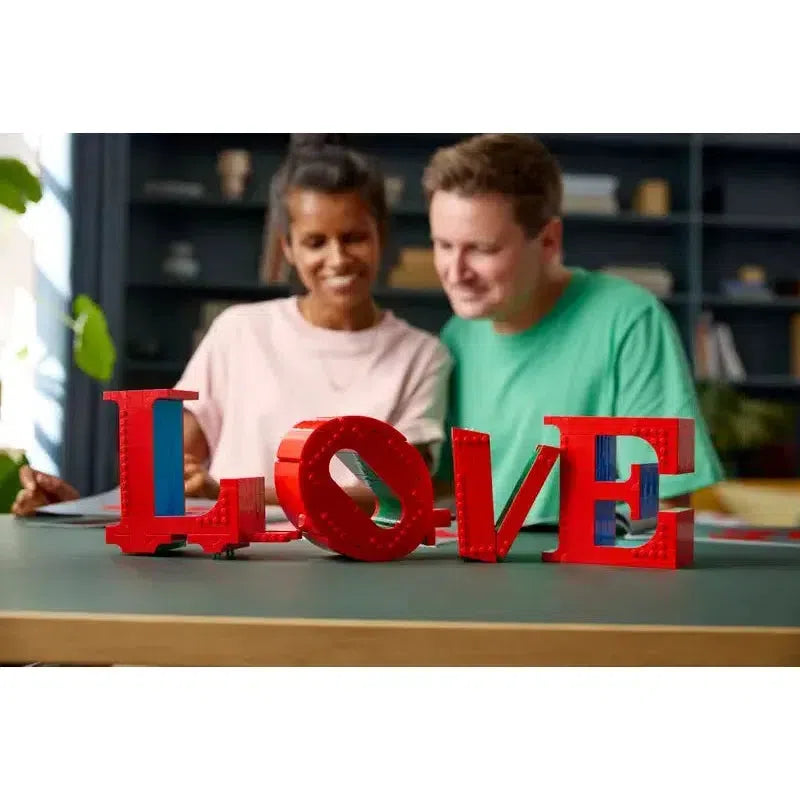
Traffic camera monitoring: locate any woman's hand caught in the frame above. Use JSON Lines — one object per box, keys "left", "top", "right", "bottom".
{"left": 11, "top": 466, "right": 80, "bottom": 517}
{"left": 183, "top": 454, "right": 220, "bottom": 499}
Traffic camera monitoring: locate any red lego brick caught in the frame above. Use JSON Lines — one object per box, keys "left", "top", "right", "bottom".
{"left": 452, "top": 428, "right": 559, "bottom": 562}
{"left": 249, "top": 527, "right": 303, "bottom": 543}
{"left": 274, "top": 415, "right": 442, "bottom": 562}
{"left": 543, "top": 508, "right": 694, "bottom": 569}
{"left": 451, "top": 429, "right": 496, "bottom": 562}
{"left": 544, "top": 416, "right": 695, "bottom": 474}
{"left": 104, "top": 390, "right": 267, "bottom": 556}
{"left": 542, "top": 416, "right": 695, "bottom": 569}
{"left": 185, "top": 477, "right": 265, "bottom": 554}
{"left": 496, "top": 444, "right": 560, "bottom": 559}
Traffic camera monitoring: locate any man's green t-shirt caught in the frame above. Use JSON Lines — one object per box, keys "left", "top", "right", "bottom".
{"left": 436, "top": 268, "right": 724, "bottom": 525}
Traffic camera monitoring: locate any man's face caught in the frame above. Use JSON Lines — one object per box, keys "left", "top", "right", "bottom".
{"left": 429, "top": 191, "right": 560, "bottom": 323}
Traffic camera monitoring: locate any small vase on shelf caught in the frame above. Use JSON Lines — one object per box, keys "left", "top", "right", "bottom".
{"left": 217, "top": 149, "right": 251, "bottom": 200}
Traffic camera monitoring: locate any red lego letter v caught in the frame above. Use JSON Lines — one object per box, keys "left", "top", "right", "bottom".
{"left": 451, "top": 428, "right": 559, "bottom": 563}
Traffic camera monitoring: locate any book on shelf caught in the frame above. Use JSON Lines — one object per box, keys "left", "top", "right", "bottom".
{"left": 694, "top": 312, "right": 746, "bottom": 381}
{"left": 562, "top": 173, "right": 620, "bottom": 215}
{"left": 790, "top": 315, "right": 800, "bottom": 379}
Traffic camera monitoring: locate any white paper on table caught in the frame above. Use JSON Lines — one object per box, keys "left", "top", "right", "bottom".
{"left": 33, "top": 486, "right": 288, "bottom": 522}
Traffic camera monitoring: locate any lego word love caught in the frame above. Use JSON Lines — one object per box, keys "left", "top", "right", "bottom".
{"left": 103, "top": 389, "right": 696, "bottom": 569}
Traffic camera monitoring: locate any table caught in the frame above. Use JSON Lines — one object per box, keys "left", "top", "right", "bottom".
{"left": 1, "top": 515, "right": 799, "bottom": 665}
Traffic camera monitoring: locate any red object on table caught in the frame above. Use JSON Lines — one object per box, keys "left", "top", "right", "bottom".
{"left": 451, "top": 428, "right": 559, "bottom": 563}
{"left": 542, "top": 416, "right": 696, "bottom": 569}
{"left": 275, "top": 415, "right": 448, "bottom": 562}
{"left": 103, "top": 389, "right": 266, "bottom": 555}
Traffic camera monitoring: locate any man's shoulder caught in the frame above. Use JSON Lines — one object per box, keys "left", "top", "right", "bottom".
{"left": 578, "top": 269, "right": 664, "bottom": 311}
{"left": 439, "top": 314, "right": 486, "bottom": 351}
{"left": 570, "top": 269, "right": 670, "bottom": 333}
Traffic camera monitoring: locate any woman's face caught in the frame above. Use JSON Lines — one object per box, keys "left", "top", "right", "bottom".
{"left": 281, "top": 189, "right": 381, "bottom": 311}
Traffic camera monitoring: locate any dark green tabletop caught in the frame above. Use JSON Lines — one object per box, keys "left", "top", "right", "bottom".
{"left": 2, "top": 515, "right": 800, "bottom": 625}
{"left": 1, "top": 515, "right": 799, "bottom": 665}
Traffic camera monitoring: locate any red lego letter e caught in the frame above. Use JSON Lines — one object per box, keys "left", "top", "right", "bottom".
{"left": 543, "top": 416, "right": 695, "bottom": 569}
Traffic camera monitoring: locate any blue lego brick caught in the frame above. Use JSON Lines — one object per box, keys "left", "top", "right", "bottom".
{"left": 594, "top": 500, "right": 616, "bottom": 545}
{"left": 638, "top": 462, "right": 660, "bottom": 519}
{"left": 595, "top": 434, "right": 616, "bottom": 481}
{"left": 594, "top": 435, "right": 616, "bottom": 545}
{"left": 153, "top": 398, "right": 184, "bottom": 517}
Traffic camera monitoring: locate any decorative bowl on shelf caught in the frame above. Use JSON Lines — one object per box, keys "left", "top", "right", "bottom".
{"left": 162, "top": 242, "right": 200, "bottom": 281}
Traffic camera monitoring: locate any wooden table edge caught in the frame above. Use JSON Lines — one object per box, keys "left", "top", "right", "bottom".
{"left": 2, "top": 611, "right": 799, "bottom": 665}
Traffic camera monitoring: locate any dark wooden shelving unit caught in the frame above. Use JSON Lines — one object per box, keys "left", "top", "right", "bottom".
{"left": 69, "top": 133, "right": 800, "bottom": 489}
{"left": 703, "top": 215, "right": 800, "bottom": 231}
{"left": 702, "top": 294, "right": 800, "bottom": 310}
{"left": 109, "top": 132, "right": 800, "bottom": 396}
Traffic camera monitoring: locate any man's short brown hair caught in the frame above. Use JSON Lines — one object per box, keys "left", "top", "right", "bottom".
{"left": 422, "top": 133, "right": 563, "bottom": 237}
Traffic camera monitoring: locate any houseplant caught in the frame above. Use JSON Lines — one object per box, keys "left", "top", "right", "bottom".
{"left": 0, "top": 156, "right": 117, "bottom": 510}
{"left": 696, "top": 380, "right": 796, "bottom": 477}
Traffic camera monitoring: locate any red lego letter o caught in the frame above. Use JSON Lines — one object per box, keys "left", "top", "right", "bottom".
{"left": 274, "top": 416, "right": 435, "bottom": 562}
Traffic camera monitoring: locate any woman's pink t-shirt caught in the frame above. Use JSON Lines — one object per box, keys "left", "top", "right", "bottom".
{"left": 174, "top": 297, "right": 452, "bottom": 488}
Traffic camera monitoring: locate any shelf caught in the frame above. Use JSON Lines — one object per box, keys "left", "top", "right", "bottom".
{"left": 130, "top": 195, "right": 691, "bottom": 228}
{"left": 375, "top": 287, "right": 448, "bottom": 303}
{"left": 127, "top": 281, "right": 290, "bottom": 300}
{"left": 564, "top": 212, "right": 691, "bottom": 226}
{"left": 538, "top": 133, "right": 691, "bottom": 148}
{"left": 660, "top": 294, "right": 691, "bottom": 306}
{"left": 126, "top": 359, "right": 186, "bottom": 373}
{"left": 126, "top": 280, "right": 455, "bottom": 304}
{"left": 702, "top": 294, "right": 800, "bottom": 310}
{"left": 729, "top": 376, "right": 800, "bottom": 392}
{"left": 703, "top": 215, "right": 800, "bottom": 231}
{"left": 695, "top": 376, "right": 800, "bottom": 395}
{"left": 125, "top": 278, "right": 699, "bottom": 310}
{"left": 701, "top": 134, "right": 800, "bottom": 152}
{"left": 390, "top": 208, "right": 692, "bottom": 225}
{"left": 131, "top": 194, "right": 267, "bottom": 210}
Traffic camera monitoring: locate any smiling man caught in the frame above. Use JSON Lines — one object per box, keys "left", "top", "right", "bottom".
{"left": 424, "top": 133, "right": 724, "bottom": 526}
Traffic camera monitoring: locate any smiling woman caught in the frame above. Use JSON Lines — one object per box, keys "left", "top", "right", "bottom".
{"left": 173, "top": 136, "right": 451, "bottom": 506}
{"left": 11, "top": 135, "right": 453, "bottom": 519}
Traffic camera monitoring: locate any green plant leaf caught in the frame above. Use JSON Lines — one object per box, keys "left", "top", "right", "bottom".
{"left": 697, "top": 379, "right": 795, "bottom": 455}
{"left": 72, "top": 294, "right": 116, "bottom": 383}
{"left": 0, "top": 181, "right": 26, "bottom": 213}
{"left": 0, "top": 157, "right": 43, "bottom": 214}
{"left": 0, "top": 450, "right": 28, "bottom": 513}
{"left": 16, "top": 345, "right": 29, "bottom": 360}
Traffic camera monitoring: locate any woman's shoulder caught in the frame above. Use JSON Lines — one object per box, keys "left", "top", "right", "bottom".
{"left": 206, "top": 297, "right": 295, "bottom": 334}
